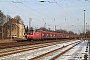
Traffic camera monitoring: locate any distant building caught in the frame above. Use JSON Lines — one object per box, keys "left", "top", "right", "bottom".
{"left": 3, "top": 18, "right": 25, "bottom": 39}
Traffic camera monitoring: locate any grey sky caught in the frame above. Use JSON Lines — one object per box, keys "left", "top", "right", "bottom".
{"left": 0, "top": 0, "right": 90, "bottom": 33}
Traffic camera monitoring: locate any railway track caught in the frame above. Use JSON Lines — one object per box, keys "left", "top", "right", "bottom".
{"left": 0, "top": 40, "right": 72, "bottom": 57}
{"left": 30, "top": 41, "right": 81, "bottom": 60}
{"left": 0, "top": 40, "right": 68, "bottom": 49}
{"left": 0, "top": 42, "right": 59, "bottom": 57}
{"left": 0, "top": 40, "right": 81, "bottom": 60}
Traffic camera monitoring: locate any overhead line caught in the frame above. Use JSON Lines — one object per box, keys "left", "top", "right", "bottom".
{"left": 64, "top": 0, "right": 75, "bottom": 19}
{"left": 16, "top": 1, "right": 54, "bottom": 19}
{"left": 54, "top": 0, "right": 76, "bottom": 21}
{"left": 1, "top": 0, "right": 54, "bottom": 20}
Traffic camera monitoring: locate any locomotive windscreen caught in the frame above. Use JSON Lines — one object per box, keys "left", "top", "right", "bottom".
{"left": 27, "top": 31, "right": 33, "bottom": 35}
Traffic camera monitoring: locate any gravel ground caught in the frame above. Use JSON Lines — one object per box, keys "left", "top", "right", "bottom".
{"left": 0, "top": 39, "right": 16, "bottom": 43}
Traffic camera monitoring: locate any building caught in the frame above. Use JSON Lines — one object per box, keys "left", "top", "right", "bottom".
{"left": 0, "top": 26, "right": 2, "bottom": 39}
{"left": 3, "top": 18, "right": 25, "bottom": 39}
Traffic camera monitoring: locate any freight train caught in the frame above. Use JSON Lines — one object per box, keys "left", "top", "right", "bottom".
{"left": 25, "top": 30, "right": 78, "bottom": 41}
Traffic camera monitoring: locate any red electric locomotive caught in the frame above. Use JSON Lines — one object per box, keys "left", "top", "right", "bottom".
{"left": 25, "top": 30, "right": 77, "bottom": 41}
{"left": 26, "top": 31, "right": 42, "bottom": 40}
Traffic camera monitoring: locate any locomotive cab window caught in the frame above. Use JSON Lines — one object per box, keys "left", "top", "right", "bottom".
{"left": 27, "top": 31, "right": 33, "bottom": 35}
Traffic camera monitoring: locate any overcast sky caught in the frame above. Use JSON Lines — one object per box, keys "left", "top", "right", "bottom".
{"left": 0, "top": 0, "right": 90, "bottom": 33}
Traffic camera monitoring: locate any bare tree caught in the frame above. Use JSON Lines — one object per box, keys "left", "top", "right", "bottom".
{"left": 56, "top": 29, "right": 68, "bottom": 33}
{"left": 6, "top": 15, "right": 11, "bottom": 22}
{"left": 0, "top": 10, "right": 6, "bottom": 26}
{"left": 14, "top": 15, "right": 23, "bottom": 24}
{"left": 39, "top": 27, "right": 47, "bottom": 31}
{"left": 68, "top": 31, "right": 74, "bottom": 34}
